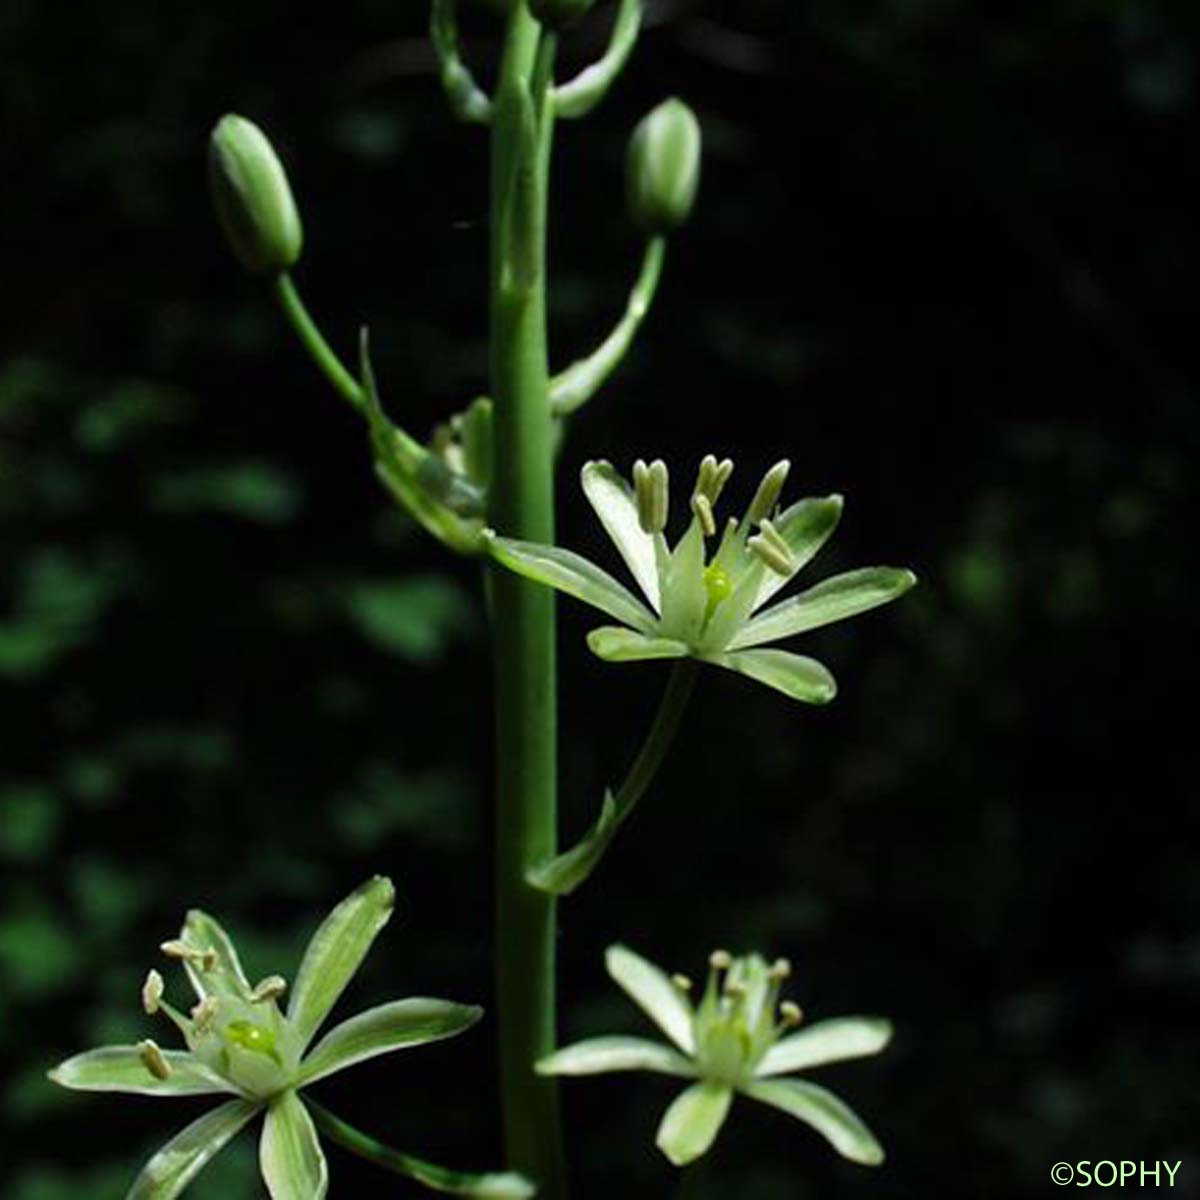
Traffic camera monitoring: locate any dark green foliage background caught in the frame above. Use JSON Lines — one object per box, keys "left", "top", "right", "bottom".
{"left": 3, "top": 0, "right": 1197, "bottom": 1195}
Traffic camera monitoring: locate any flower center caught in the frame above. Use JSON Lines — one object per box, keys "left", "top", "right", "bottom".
{"left": 224, "top": 1019, "right": 281, "bottom": 1065}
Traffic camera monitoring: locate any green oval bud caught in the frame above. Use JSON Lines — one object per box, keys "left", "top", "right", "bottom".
{"left": 626, "top": 98, "right": 702, "bottom": 235}
{"left": 529, "top": 0, "right": 596, "bottom": 30}
{"left": 208, "top": 114, "right": 303, "bottom": 276}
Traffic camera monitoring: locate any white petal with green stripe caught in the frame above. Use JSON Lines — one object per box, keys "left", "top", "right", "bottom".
{"left": 587, "top": 626, "right": 689, "bottom": 662}
{"left": 655, "top": 1081, "right": 733, "bottom": 1166}
{"left": 756, "top": 1017, "right": 893, "bottom": 1077}
{"left": 703, "top": 648, "right": 837, "bottom": 704}
{"left": 127, "top": 1099, "right": 260, "bottom": 1199}
{"left": 733, "top": 568, "right": 917, "bottom": 649}
{"left": 287, "top": 875, "right": 395, "bottom": 1051}
{"left": 605, "top": 945, "right": 695, "bottom": 1054}
{"left": 741, "top": 1077, "right": 885, "bottom": 1165}
{"left": 297, "top": 998, "right": 482, "bottom": 1086}
{"left": 49, "top": 1046, "right": 237, "bottom": 1097}
{"left": 537, "top": 1036, "right": 696, "bottom": 1078}
{"left": 753, "top": 495, "right": 844, "bottom": 608}
{"left": 260, "top": 1091, "right": 328, "bottom": 1200}
{"left": 179, "top": 909, "right": 252, "bottom": 1001}
{"left": 582, "top": 460, "right": 660, "bottom": 609}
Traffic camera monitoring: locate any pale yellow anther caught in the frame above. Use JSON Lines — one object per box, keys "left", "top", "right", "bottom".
{"left": 138, "top": 1039, "right": 172, "bottom": 1081}
{"left": 160, "top": 940, "right": 218, "bottom": 971}
{"left": 693, "top": 455, "right": 734, "bottom": 507}
{"left": 779, "top": 1001, "right": 803, "bottom": 1027}
{"left": 671, "top": 973, "right": 694, "bottom": 993}
{"left": 724, "top": 979, "right": 747, "bottom": 998}
{"left": 690, "top": 493, "right": 716, "bottom": 537}
{"left": 747, "top": 460, "right": 791, "bottom": 524}
{"left": 142, "top": 969, "right": 164, "bottom": 1016}
{"left": 633, "top": 458, "right": 669, "bottom": 534}
{"left": 748, "top": 518, "right": 795, "bottom": 577}
{"left": 769, "top": 957, "right": 792, "bottom": 981}
{"left": 250, "top": 975, "right": 288, "bottom": 1004}
{"left": 709, "top": 949, "right": 732, "bottom": 970}
{"left": 191, "top": 996, "right": 219, "bottom": 1033}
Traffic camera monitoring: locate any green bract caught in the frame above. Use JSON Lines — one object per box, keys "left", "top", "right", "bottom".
{"left": 208, "top": 114, "right": 303, "bottom": 277}
{"left": 626, "top": 99, "right": 702, "bottom": 235}
{"left": 538, "top": 944, "right": 891, "bottom": 1167}
{"left": 487, "top": 457, "right": 916, "bottom": 703}
{"left": 48, "top": 877, "right": 526, "bottom": 1199}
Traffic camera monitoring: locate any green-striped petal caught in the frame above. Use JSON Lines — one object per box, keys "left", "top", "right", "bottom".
{"left": 49, "top": 1046, "right": 237, "bottom": 1097}
{"left": 606, "top": 944, "right": 695, "bottom": 1054}
{"left": 655, "top": 1081, "right": 733, "bottom": 1166}
{"left": 587, "top": 626, "right": 689, "bottom": 663}
{"left": 703, "top": 648, "right": 836, "bottom": 704}
{"left": 297, "top": 998, "right": 482, "bottom": 1086}
{"left": 127, "top": 1099, "right": 260, "bottom": 1199}
{"left": 260, "top": 1091, "right": 328, "bottom": 1200}
{"left": 486, "top": 534, "right": 657, "bottom": 633}
{"left": 179, "top": 909, "right": 253, "bottom": 1002}
{"left": 582, "top": 461, "right": 660, "bottom": 609}
{"left": 756, "top": 1017, "right": 893, "bottom": 1077}
{"left": 658, "top": 520, "right": 706, "bottom": 643}
{"left": 753, "top": 495, "right": 844, "bottom": 608}
{"left": 537, "top": 1036, "right": 696, "bottom": 1078}
{"left": 733, "top": 568, "right": 917, "bottom": 650}
{"left": 288, "top": 875, "right": 395, "bottom": 1051}
{"left": 740, "top": 1077, "right": 885, "bottom": 1165}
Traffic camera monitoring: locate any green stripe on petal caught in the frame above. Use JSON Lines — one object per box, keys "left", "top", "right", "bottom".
{"left": 180, "top": 909, "right": 253, "bottom": 1002}
{"left": 582, "top": 461, "right": 661, "bottom": 610}
{"left": 587, "top": 626, "right": 689, "bottom": 663}
{"left": 740, "top": 1077, "right": 885, "bottom": 1165}
{"left": 486, "top": 534, "right": 658, "bottom": 633}
{"left": 655, "top": 1081, "right": 733, "bottom": 1166}
{"left": 537, "top": 1036, "right": 696, "bottom": 1078}
{"left": 703, "top": 648, "right": 836, "bottom": 704}
{"left": 753, "top": 495, "right": 844, "bottom": 609}
{"left": 288, "top": 875, "right": 396, "bottom": 1051}
{"left": 606, "top": 944, "right": 696, "bottom": 1054}
{"left": 260, "top": 1092, "right": 328, "bottom": 1200}
{"left": 49, "top": 1046, "right": 238, "bottom": 1097}
{"left": 659, "top": 520, "right": 706, "bottom": 643}
{"left": 732, "top": 567, "right": 917, "bottom": 650}
{"left": 297, "top": 998, "right": 482, "bottom": 1086}
{"left": 756, "top": 1017, "right": 893, "bottom": 1077}
{"left": 127, "top": 1098, "right": 260, "bottom": 1199}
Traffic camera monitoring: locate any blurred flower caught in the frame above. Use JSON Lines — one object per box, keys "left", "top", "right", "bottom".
{"left": 487, "top": 457, "right": 916, "bottom": 703}
{"left": 538, "top": 944, "right": 891, "bottom": 1167}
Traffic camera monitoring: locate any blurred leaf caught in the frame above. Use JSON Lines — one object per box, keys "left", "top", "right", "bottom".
{"left": 150, "top": 462, "right": 302, "bottom": 524}
{"left": 343, "top": 575, "right": 476, "bottom": 661}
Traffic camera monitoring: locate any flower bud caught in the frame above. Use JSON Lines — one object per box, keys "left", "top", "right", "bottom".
{"left": 529, "top": 0, "right": 596, "bottom": 29}
{"left": 208, "top": 114, "right": 303, "bottom": 276}
{"left": 626, "top": 98, "right": 702, "bottom": 235}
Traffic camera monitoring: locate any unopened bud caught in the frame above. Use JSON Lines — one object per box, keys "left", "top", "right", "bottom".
{"left": 529, "top": 0, "right": 596, "bottom": 29}
{"left": 208, "top": 114, "right": 303, "bottom": 276}
{"left": 626, "top": 99, "right": 702, "bottom": 235}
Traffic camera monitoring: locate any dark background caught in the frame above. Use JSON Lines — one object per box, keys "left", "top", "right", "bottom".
{"left": 3, "top": 0, "right": 1198, "bottom": 1196}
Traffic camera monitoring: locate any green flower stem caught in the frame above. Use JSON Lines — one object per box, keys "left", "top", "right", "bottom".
{"left": 273, "top": 273, "right": 365, "bottom": 411}
{"left": 553, "top": 0, "right": 642, "bottom": 119}
{"left": 307, "top": 1102, "right": 531, "bottom": 1197}
{"left": 551, "top": 236, "right": 665, "bottom": 415}
{"left": 487, "top": 6, "right": 567, "bottom": 1197}
{"left": 431, "top": 0, "right": 494, "bottom": 125}
{"left": 610, "top": 658, "right": 697, "bottom": 828}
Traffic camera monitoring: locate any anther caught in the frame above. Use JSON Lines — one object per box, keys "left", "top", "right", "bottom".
{"left": 747, "top": 518, "right": 795, "bottom": 577}
{"left": 160, "top": 940, "right": 218, "bottom": 971}
{"left": 724, "top": 979, "right": 747, "bottom": 998}
{"left": 747, "top": 460, "right": 790, "bottom": 524}
{"left": 690, "top": 493, "right": 716, "bottom": 537}
{"left": 633, "top": 459, "right": 669, "bottom": 534}
{"left": 693, "top": 455, "right": 734, "bottom": 508}
{"left": 671, "top": 974, "right": 693, "bottom": 993}
{"left": 250, "top": 975, "right": 288, "bottom": 1004}
{"left": 779, "top": 1001, "right": 803, "bottom": 1028}
{"left": 769, "top": 957, "right": 792, "bottom": 981}
{"left": 138, "top": 1039, "right": 172, "bottom": 1081}
{"left": 191, "top": 997, "right": 219, "bottom": 1034}
{"left": 142, "top": 969, "right": 164, "bottom": 1016}
{"left": 709, "top": 949, "right": 732, "bottom": 971}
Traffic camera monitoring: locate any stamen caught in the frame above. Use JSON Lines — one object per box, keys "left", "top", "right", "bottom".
{"left": 692, "top": 455, "right": 734, "bottom": 508}
{"left": 138, "top": 1039, "right": 172, "bottom": 1081}
{"left": 160, "top": 939, "right": 218, "bottom": 971}
{"left": 690, "top": 493, "right": 716, "bottom": 537}
{"left": 769, "top": 957, "right": 792, "bottom": 981}
{"left": 746, "top": 460, "right": 791, "bottom": 524}
{"left": 142, "top": 969, "right": 164, "bottom": 1015}
{"left": 250, "top": 975, "right": 288, "bottom": 1004}
{"left": 191, "top": 996, "right": 219, "bottom": 1034}
{"left": 747, "top": 518, "right": 795, "bottom": 577}
{"left": 671, "top": 974, "right": 693, "bottom": 993}
{"left": 779, "top": 1001, "right": 803, "bottom": 1028}
{"left": 724, "top": 979, "right": 746, "bottom": 998}
{"left": 633, "top": 459, "right": 669, "bottom": 534}
{"left": 709, "top": 949, "right": 732, "bottom": 970}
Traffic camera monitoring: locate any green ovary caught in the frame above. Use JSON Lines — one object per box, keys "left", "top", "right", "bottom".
{"left": 703, "top": 563, "right": 732, "bottom": 618}
{"left": 224, "top": 1019, "right": 282, "bottom": 1066}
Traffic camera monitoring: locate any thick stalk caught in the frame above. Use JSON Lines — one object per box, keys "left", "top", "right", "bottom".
{"left": 488, "top": 6, "right": 567, "bottom": 1196}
